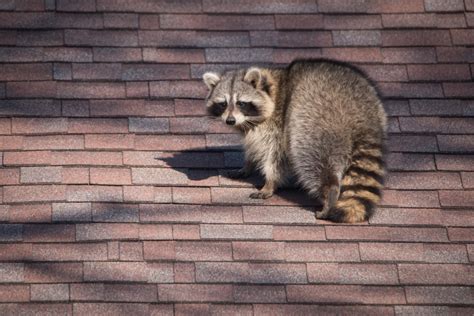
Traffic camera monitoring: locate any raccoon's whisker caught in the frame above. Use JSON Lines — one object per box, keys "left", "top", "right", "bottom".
{"left": 242, "top": 121, "right": 254, "bottom": 131}
{"left": 246, "top": 120, "right": 257, "bottom": 126}
{"left": 247, "top": 116, "right": 265, "bottom": 124}
{"left": 245, "top": 120, "right": 258, "bottom": 127}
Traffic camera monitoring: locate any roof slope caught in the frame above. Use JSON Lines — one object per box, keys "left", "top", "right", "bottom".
{"left": 0, "top": 0, "right": 472, "bottom": 314}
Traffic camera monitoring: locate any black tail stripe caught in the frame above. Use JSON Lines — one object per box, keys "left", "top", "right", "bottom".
{"left": 347, "top": 165, "right": 384, "bottom": 184}
{"left": 340, "top": 184, "right": 381, "bottom": 197}
{"left": 352, "top": 153, "right": 385, "bottom": 167}
{"left": 350, "top": 196, "right": 376, "bottom": 219}
{"left": 354, "top": 196, "right": 376, "bottom": 218}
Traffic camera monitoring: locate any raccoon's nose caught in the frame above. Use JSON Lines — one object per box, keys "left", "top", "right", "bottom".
{"left": 226, "top": 116, "right": 236, "bottom": 125}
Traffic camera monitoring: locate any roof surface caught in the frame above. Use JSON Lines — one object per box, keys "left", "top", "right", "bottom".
{"left": 0, "top": 0, "right": 473, "bottom": 315}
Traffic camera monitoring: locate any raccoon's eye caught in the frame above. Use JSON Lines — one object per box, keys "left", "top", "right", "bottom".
{"left": 208, "top": 101, "right": 227, "bottom": 117}
{"left": 237, "top": 101, "right": 260, "bottom": 116}
{"left": 215, "top": 102, "right": 227, "bottom": 109}
{"left": 237, "top": 101, "right": 252, "bottom": 109}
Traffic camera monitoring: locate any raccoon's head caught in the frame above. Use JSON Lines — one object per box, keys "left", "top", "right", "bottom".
{"left": 202, "top": 67, "right": 276, "bottom": 129}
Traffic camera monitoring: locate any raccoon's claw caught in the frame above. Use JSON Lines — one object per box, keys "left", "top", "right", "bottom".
{"left": 249, "top": 191, "right": 273, "bottom": 199}
{"left": 227, "top": 169, "right": 250, "bottom": 179}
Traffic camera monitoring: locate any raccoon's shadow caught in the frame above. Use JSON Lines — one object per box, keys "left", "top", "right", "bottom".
{"left": 157, "top": 146, "right": 321, "bottom": 210}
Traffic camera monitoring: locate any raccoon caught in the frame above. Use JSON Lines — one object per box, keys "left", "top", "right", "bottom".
{"left": 203, "top": 59, "right": 387, "bottom": 223}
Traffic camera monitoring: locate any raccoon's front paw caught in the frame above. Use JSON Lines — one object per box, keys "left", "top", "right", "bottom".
{"left": 249, "top": 191, "right": 273, "bottom": 199}
{"left": 227, "top": 169, "right": 250, "bottom": 179}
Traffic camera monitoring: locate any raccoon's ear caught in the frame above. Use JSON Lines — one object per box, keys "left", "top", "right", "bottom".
{"left": 203, "top": 72, "right": 221, "bottom": 90}
{"left": 243, "top": 67, "right": 262, "bottom": 89}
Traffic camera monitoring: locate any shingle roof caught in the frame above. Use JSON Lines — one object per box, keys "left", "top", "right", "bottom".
{"left": 0, "top": 0, "right": 472, "bottom": 314}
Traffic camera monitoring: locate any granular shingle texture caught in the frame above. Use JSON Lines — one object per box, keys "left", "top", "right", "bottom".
{"left": 0, "top": 0, "right": 473, "bottom": 314}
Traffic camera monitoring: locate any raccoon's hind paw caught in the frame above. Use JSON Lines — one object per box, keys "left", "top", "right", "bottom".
{"left": 227, "top": 169, "right": 251, "bottom": 179}
{"left": 249, "top": 191, "right": 273, "bottom": 199}
{"left": 315, "top": 210, "right": 329, "bottom": 219}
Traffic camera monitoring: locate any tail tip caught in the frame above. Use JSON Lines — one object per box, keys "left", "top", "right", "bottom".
{"left": 320, "top": 205, "right": 371, "bottom": 223}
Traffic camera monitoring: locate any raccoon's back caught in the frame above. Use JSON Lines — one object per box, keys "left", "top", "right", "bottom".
{"left": 284, "top": 60, "right": 386, "bottom": 150}
{"left": 287, "top": 61, "right": 383, "bottom": 123}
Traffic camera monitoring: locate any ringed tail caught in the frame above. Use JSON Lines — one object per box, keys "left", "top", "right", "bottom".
{"left": 328, "top": 144, "right": 385, "bottom": 223}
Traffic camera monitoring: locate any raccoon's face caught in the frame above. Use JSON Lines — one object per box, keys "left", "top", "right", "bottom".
{"left": 202, "top": 68, "right": 275, "bottom": 129}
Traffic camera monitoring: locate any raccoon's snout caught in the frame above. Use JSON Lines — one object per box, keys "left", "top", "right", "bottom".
{"left": 226, "top": 116, "right": 236, "bottom": 125}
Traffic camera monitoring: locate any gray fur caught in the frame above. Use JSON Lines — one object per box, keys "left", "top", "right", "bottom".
{"left": 203, "top": 59, "right": 387, "bottom": 222}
